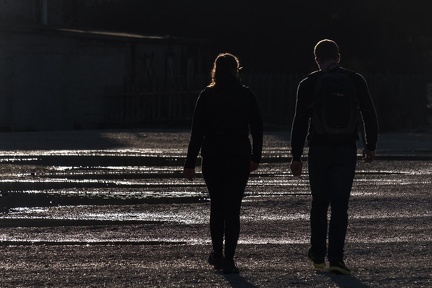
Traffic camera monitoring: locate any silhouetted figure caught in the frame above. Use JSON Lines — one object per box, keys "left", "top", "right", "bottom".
{"left": 290, "top": 39, "right": 378, "bottom": 274}
{"left": 184, "top": 53, "right": 263, "bottom": 274}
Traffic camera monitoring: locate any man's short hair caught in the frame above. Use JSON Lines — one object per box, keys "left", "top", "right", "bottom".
{"left": 314, "top": 39, "right": 340, "bottom": 61}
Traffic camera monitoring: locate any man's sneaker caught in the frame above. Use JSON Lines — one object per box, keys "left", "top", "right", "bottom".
{"left": 208, "top": 252, "right": 224, "bottom": 270}
{"left": 222, "top": 259, "right": 240, "bottom": 274}
{"left": 308, "top": 249, "right": 326, "bottom": 269}
{"left": 329, "top": 260, "right": 352, "bottom": 275}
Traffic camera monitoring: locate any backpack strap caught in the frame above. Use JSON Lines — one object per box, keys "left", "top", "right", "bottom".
{"left": 310, "top": 68, "right": 360, "bottom": 136}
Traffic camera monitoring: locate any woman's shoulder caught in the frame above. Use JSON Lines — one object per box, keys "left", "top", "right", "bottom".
{"left": 239, "top": 84, "right": 255, "bottom": 95}
{"left": 200, "top": 86, "right": 215, "bottom": 97}
{"left": 202, "top": 83, "right": 254, "bottom": 96}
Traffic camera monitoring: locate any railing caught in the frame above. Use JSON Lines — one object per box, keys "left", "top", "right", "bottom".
{"left": 366, "top": 74, "right": 431, "bottom": 130}
{"left": 102, "top": 73, "right": 432, "bottom": 130}
{"left": 103, "top": 90, "right": 200, "bottom": 127}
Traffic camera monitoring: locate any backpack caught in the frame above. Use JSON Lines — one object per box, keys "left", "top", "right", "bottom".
{"left": 310, "top": 69, "right": 359, "bottom": 136}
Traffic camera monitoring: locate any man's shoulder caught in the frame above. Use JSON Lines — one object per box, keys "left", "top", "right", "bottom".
{"left": 338, "top": 67, "right": 365, "bottom": 81}
{"left": 299, "top": 70, "right": 320, "bottom": 85}
{"left": 306, "top": 70, "right": 322, "bottom": 79}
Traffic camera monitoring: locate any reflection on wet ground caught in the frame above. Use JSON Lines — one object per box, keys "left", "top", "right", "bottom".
{"left": 1, "top": 146, "right": 431, "bottom": 206}
{"left": 0, "top": 132, "right": 431, "bottom": 247}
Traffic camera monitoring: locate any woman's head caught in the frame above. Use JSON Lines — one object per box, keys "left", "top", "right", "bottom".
{"left": 209, "top": 53, "right": 241, "bottom": 87}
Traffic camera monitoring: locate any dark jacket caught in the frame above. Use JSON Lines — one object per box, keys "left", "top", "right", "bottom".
{"left": 290, "top": 66, "right": 378, "bottom": 161}
{"left": 184, "top": 83, "right": 263, "bottom": 168}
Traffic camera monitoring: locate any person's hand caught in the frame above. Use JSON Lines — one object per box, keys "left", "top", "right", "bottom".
{"left": 362, "top": 149, "right": 376, "bottom": 163}
{"left": 250, "top": 161, "right": 259, "bottom": 172}
{"left": 290, "top": 160, "right": 303, "bottom": 177}
{"left": 184, "top": 168, "right": 195, "bottom": 181}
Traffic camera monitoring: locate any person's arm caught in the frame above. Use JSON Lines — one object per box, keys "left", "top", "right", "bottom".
{"left": 249, "top": 90, "right": 263, "bottom": 171}
{"left": 290, "top": 79, "right": 311, "bottom": 176}
{"left": 290, "top": 160, "right": 303, "bottom": 177}
{"left": 354, "top": 73, "right": 379, "bottom": 161}
{"left": 184, "top": 90, "right": 207, "bottom": 180}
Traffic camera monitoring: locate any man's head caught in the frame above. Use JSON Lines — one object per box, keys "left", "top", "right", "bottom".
{"left": 314, "top": 39, "right": 340, "bottom": 67}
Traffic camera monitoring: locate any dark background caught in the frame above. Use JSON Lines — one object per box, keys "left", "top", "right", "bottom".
{"left": 63, "top": 0, "right": 432, "bottom": 75}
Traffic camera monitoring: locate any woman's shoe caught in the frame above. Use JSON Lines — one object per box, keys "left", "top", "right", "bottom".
{"left": 222, "top": 259, "right": 239, "bottom": 274}
{"left": 208, "top": 252, "right": 224, "bottom": 270}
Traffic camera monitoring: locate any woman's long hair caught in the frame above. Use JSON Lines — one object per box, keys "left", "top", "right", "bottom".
{"left": 208, "top": 53, "right": 241, "bottom": 87}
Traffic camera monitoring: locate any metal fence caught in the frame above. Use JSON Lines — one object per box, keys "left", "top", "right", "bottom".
{"left": 103, "top": 90, "right": 199, "bottom": 127}
{"left": 103, "top": 73, "right": 432, "bottom": 130}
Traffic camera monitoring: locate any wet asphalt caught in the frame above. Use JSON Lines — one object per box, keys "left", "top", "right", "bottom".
{"left": 0, "top": 128, "right": 430, "bottom": 287}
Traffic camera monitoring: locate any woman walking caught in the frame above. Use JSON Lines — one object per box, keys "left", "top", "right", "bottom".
{"left": 184, "top": 53, "right": 263, "bottom": 274}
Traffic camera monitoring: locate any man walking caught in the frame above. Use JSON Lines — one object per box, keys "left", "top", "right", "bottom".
{"left": 290, "top": 39, "right": 378, "bottom": 274}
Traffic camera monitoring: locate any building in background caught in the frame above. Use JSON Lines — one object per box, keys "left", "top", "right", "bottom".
{"left": 1, "top": 0, "right": 429, "bottom": 131}
{"left": 0, "top": 0, "right": 209, "bottom": 131}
